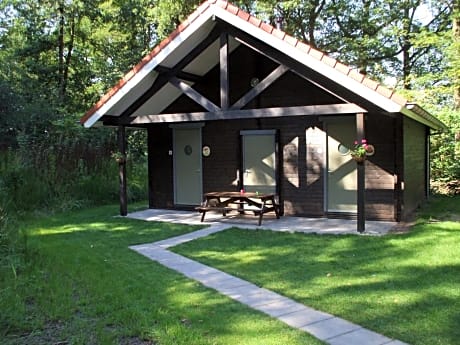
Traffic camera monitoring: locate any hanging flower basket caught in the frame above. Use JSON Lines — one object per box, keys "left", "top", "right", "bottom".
{"left": 349, "top": 139, "right": 373, "bottom": 163}
{"left": 351, "top": 154, "right": 366, "bottom": 163}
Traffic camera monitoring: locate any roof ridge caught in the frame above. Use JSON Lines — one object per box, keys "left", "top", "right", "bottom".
{"left": 81, "top": 0, "right": 407, "bottom": 125}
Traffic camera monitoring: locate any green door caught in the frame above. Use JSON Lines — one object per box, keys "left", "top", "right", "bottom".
{"left": 327, "top": 119, "right": 357, "bottom": 213}
{"left": 174, "top": 127, "right": 202, "bottom": 205}
{"left": 242, "top": 131, "right": 277, "bottom": 195}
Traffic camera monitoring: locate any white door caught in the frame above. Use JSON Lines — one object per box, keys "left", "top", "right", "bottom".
{"left": 242, "top": 131, "right": 277, "bottom": 194}
{"left": 174, "top": 127, "right": 202, "bottom": 205}
{"left": 327, "top": 119, "right": 357, "bottom": 213}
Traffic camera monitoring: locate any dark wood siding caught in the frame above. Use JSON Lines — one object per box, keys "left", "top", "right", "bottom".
{"left": 146, "top": 42, "right": 407, "bottom": 221}
{"left": 403, "top": 117, "right": 427, "bottom": 217}
{"left": 201, "top": 116, "right": 325, "bottom": 217}
{"left": 146, "top": 113, "right": 403, "bottom": 220}
{"left": 364, "top": 114, "right": 397, "bottom": 221}
{"left": 147, "top": 124, "right": 174, "bottom": 208}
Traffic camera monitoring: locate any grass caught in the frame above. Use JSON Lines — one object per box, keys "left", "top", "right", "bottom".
{"left": 172, "top": 195, "right": 460, "bottom": 345}
{"left": 0, "top": 203, "right": 322, "bottom": 345}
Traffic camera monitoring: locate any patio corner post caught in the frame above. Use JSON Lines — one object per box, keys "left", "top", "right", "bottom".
{"left": 118, "top": 125, "right": 128, "bottom": 216}
{"left": 356, "top": 113, "right": 365, "bottom": 233}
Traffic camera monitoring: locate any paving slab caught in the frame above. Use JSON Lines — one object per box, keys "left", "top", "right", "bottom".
{"left": 227, "top": 288, "right": 286, "bottom": 308}
{"left": 278, "top": 307, "right": 334, "bottom": 328}
{"left": 256, "top": 298, "right": 308, "bottom": 317}
{"left": 154, "top": 225, "right": 229, "bottom": 248}
{"left": 198, "top": 271, "right": 243, "bottom": 285}
{"left": 301, "top": 317, "right": 362, "bottom": 341}
{"left": 327, "top": 327, "right": 398, "bottom": 345}
{"left": 200, "top": 275, "right": 253, "bottom": 291}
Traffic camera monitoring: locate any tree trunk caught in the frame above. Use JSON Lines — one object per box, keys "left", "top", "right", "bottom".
{"left": 402, "top": 6, "right": 412, "bottom": 90}
{"left": 454, "top": 0, "right": 460, "bottom": 110}
{"left": 58, "top": 1, "right": 65, "bottom": 100}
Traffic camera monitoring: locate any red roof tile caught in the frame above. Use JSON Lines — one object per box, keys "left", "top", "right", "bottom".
{"left": 296, "top": 41, "right": 311, "bottom": 54}
{"left": 248, "top": 15, "right": 262, "bottom": 28}
{"left": 81, "top": 0, "right": 408, "bottom": 125}
{"left": 321, "top": 55, "right": 337, "bottom": 68}
{"left": 376, "top": 85, "right": 394, "bottom": 99}
{"left": 283, "top": 35, "right": 298, "bottom": 47}
{"left": 362, "top": 77, "right": 380, "bottom": 91}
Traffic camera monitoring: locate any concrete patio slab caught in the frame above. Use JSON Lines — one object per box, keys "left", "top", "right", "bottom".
{"left": 127, "top": 208, "right": 396, "bottom": 236}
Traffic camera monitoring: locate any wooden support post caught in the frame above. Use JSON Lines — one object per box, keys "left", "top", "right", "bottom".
{"left": 220, "top": 32, "right": 229, "bottom": 110}
{"left": 356, "top": 113, "right": 365, "bottom": 233}
{"left": 147, "top": 127, "right": 155, "bottom": 209}
{"left": 118, "top": 125, "right": 128, "bottom": 216}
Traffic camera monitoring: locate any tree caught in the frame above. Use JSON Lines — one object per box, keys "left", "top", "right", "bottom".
{"left": 452, "top": 0, "right": 460, "bottom": 110}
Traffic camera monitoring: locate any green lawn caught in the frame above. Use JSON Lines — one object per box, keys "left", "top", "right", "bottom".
{"left": 1, "top": 204, "right": 322, "bottom": 345}
{"left": 172, "top": 195, "right": 460, "bottom": 345}
{"left": 2, "top": 197, "right": 459, "bottom": 345}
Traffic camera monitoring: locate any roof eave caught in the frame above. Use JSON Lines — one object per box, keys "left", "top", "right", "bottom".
{"left": 81, "top": 4, "right": 216, "bottom": 128}
{"left": 402, "top": 103, "right": 447, "bottom": 132}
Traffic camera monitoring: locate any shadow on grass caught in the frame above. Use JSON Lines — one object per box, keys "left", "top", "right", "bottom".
{"left": 2, "top": 206, "right": 322, "bottom": 345}
{"left": 172, "top": 217, "right": 460, "bottom": 345}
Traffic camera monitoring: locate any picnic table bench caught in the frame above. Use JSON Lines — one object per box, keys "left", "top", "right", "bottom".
{"left": 196, "top": 191, "right": 280, "bottom": 226}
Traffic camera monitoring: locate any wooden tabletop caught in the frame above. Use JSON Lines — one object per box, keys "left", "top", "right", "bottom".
{"left": 205, "top": 191, "right": 274, "bottom": 198}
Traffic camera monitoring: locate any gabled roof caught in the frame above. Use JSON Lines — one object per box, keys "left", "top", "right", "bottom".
{"left": 80, "top": 0, "right": 445, "bottom": 131}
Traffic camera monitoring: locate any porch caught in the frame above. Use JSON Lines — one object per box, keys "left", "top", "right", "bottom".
{"left": 126, "top": 208, "right": 397, "bottom": 236}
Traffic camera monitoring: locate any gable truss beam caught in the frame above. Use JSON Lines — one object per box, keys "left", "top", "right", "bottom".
{"left": 169, "top": 76, "right": 220, "bottom": 112}
{"left": 103, "top": 103, "right": 367, "bottom": 126}
{"left": 155, "top": 65, "right": 201, "bottom": 82}
{"left": 118, "top": 26, "right": 222, "bottom": 119}
{"left": 218, "top": 20, "right": 353, "bottom": 105}
{"left": 231, "top": 64, "right": 289, "bottom": 110}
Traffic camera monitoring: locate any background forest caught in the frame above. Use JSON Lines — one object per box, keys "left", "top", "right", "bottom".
{"left": 0, "top": 0, "right": 458, "bottom": 218}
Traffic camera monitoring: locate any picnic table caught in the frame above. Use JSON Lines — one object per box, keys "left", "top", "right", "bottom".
{"left": 196, "top": 191, "right": 280, "bottom": 226}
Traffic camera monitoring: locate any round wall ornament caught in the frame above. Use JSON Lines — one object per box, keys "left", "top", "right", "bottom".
{"left": 202, "top": 145, "right": 211, "bottom": 157}
{"left": 184, "top": 145, "right": 192, "bottom": 155}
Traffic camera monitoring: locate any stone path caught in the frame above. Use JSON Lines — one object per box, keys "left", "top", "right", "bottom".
{"left": 129, "top": 212, "right": 408, "bottom": 345}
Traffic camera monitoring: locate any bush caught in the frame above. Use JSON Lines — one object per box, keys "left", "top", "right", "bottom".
{"left": 430, "top": 109, "right": 460, "bottom": 182}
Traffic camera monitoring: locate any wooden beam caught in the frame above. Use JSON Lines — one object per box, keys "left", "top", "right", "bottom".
{"left": 155, "top": 65, "right": 201, "bottom": 82}
{"left": 231, "top": 64, "right": 289, "bottom": 110}
{"left": 169, "top": 76, "right": 220, "bottom": 112}
{"left": 119, "top": 26, "right": 222, "bottom": 118}
{"left": 106, "top": 103, "right": 367, "bottom": 125}
{"left": 218, "top": 20, "right": 379, "bottom": 110}
{"left": 356, "top": 112, "right": 365, "bottom": 233}
{"left": 147, "top": 127, "right": 155, "bottom": 209}
{"left": 220, "top": 32, "right": 229, "bottom": 110}
{"left": 117, "top": 125, "right": 128, "bottom": 216}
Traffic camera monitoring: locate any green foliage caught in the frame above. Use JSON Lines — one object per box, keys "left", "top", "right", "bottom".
{"left": 152, "top": 0, "right": 201, "bottom": 39}
{"left": 430, "top": 109, "right": 460, "bottom": 182}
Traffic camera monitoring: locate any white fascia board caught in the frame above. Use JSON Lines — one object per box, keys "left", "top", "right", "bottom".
{"left": 213, "top": 7, "right": 402, "bottom": 113}
{"left": 401, "top": 105, "right": 445, "bottom": 131}
{"left": 84, "top": 10, "right": 215, "bottom": 128}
